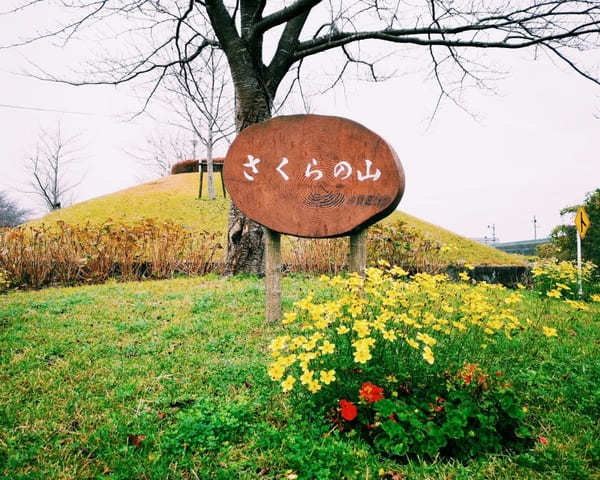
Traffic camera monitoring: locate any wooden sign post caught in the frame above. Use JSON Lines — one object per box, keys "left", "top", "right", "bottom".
{"left": 264, "top": 228, "right": 282, "bottom": 323}
{"left": 224, "top": 114, "right": 405, "bottom": 322}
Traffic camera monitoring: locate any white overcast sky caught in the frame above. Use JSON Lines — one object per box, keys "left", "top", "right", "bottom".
{"left": 0, "top": 5, "right": 599, "bottom": 242}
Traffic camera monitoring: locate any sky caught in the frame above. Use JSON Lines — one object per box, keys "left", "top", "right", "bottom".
{"left": 0, "top": 6, "right": 599, "bottom": 242}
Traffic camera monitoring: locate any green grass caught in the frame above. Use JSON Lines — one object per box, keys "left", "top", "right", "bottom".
{"left": 34, "top": 173, "right": 228, "bottom": 233}
{"left": 33, "top": 173, "right": 523, "bottom": 266}
{"left": 1, "top": 276, "right": 599, "bottom": 479}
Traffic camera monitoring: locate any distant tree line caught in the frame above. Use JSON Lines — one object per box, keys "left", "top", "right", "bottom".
{"left": 0, "top": 193, "right": 28, "bottom": 227}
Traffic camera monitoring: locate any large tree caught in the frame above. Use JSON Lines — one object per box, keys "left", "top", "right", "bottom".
{"left": 5, "top": 0, "right": 600, "bottom": 273}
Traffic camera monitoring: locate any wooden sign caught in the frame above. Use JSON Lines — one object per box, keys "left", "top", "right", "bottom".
{"left": 224, "top": 114, "right": 405, "bottom": 238}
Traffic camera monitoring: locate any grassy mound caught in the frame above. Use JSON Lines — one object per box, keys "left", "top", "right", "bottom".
{"left": 34, "top": 173, "right": 523, "bottom": 266}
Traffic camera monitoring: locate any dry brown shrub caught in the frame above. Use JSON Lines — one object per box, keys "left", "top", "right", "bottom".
{"left": 0, "top": 220, "right": 223, "bottom": 289}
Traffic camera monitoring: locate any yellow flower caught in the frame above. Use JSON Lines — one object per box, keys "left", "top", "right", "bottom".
{"left": 481, "top": 343, "right": 488, "bottom": 349}
{"left": 591, "top": 294, "right": 600, "bottom": 303}
{"left": 354, "top": 349, "right": 372, "bottom": 363}
{"left": 452, "top": 321, "right": 467, "bottom": 331}
{"left": 319, "top": 340, "right": 335, "bottom": 354}
{"left": 422, "top": 346, "right": 435, "bottom": 365}
{"left": 336, "top": 325, "right": 350, "bottom": 334}
{"left": 459, "top": 271, "right": 470, "bottom": 281}
{"left": 269, "top": 335, "right": 289, "bottom": 352}
{"left": 281, "top": 375, "right": 296, "bottom": 392}
{"left": 390, "top": 266, "right": 408, "bottom": 276}
{"left": 546, "top": 289, "right": 561, "bottom": 299}
{"left": 307, "top": 379, "right": 322, "bottom": 393}
{"left": 314, "top": 318, "right": 329, "bottom": 329}
{"left": 382, "top": 329, "right": 397, "bottom": 341}
{"left": 320, "top": 369, "right": 336, "bottom": 384}
{"left": 406, "top": 338, "right": 419, "bottom": 349}
{"left": 564, "top": 299, "right": 589, "bottom": 311}
{"left": 283, "top": 312, "right": 297, "bottom": 324}
{"left": 353, "top": 319, "right": 371, "bottom": 338}
{"left": 416, "top": 332, "right": 437, "bottom": 347}
{"left": 542, "top": 326, "right": 558, "bottom": 337}
{"left": 268, "top": 362, "right": 285, "bottom": 381}
{"left": 300, "top": 370, "right": 314, "bottom": 385}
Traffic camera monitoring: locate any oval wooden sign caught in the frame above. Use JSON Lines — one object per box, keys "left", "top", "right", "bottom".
{"left": 224, "top": 114, "right": 405, "bottom": 238}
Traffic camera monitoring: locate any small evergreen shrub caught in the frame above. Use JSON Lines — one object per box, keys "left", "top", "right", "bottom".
{"left": 171, "top": 159, "right": 199, "bottom": 174}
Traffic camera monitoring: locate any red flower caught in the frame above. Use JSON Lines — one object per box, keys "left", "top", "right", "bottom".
{"left": 359, "top": 382, "right": 384, "bottom": 403}
{"left": 496, "top": 371, "right": 502, "bottom": 377}
{"left": 538, "top": 435, "right": 548, "bottom": 446}
{"left": 463, "top": 375, "right": 472, "bottom": 385}
{"left": 388, "top": 413, "right": 398, "bottom": 422}
{"left": 339, "top": 399, "right": 357, "bottom": 421}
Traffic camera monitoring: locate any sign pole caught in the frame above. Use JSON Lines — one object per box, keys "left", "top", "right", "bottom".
{"left": 576, "top": 229, "right": 583, "bottom": 299}
{"left": 574, "top": 205, "right": 590, "bottom": 299}
{"left": 264, "top": 227, "right": 282, "bottom": 323}
{"left": 349, "top": 229, "right": 367, "bottom": 278}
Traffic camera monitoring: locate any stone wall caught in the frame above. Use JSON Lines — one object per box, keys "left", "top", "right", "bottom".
{"left": 446, "top": 265, "right": 532, "bottom": 288}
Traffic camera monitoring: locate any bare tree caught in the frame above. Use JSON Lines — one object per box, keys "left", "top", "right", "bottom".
{"left": 24, "top": 125, "right": 85, "bottom": 212}
{"left": 5, "top": 0, "right": 600, "bottom": 273}
{"left": 0, "top": 192, "right": 28, "bottom": 227}
{"left": 129, "top": 131, "right": 189, "bottom": 181}
{"left": 164, "top": 47, "right": 235, "bottom": 200}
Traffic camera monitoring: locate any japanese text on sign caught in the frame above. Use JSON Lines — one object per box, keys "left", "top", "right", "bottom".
{"left": 242, "top": 156, "right": 382, "bottom": 183}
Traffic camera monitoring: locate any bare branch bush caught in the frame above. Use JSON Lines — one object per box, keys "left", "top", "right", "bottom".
{"left": 127, "top": 130, "right": 190, "bottom": 181}
{"left": 24, "top": 125, "right": 86, "bottom": 212}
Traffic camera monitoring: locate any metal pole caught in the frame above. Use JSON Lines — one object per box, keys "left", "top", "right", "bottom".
{"left": 577, "top": 229, "right": 583, "bottom": 299}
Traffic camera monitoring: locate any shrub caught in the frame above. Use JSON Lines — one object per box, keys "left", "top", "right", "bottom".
{"left": 542, "top": 188, "right": 599, "bottom": 267}
{"left": 171, "top": 159, "right": 199, "bottom": 174}
{"left": 171, "top": 158, "right": 226, "bottom": 175}
{"left": 284, "top": 237, "right": 348, "bottom": 275}
{"left": 367, "top": 221, "right": 448, "bottom": 274}
{"left": 283, "top": 221, "right": 452, "bottom": 275}
{"left": 265, "top": 266, "right": 566, "bottom": 459}
{"left": 0, "top": 219, "right": 223, "bottom": 289}
{"left": 0, "top": 269, "right": 9, "bottom": 293}
{"left": 532, "top": 258, "right": 597, "bottom": 300}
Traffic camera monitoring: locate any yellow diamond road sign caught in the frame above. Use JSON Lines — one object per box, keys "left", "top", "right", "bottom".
{"left": 575, "top": 206, "right": 591, "bottom": 239}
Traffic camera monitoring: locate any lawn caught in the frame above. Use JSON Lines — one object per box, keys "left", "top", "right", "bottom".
{"left": 1, "top": 274, "right": 599, "bottom": 479}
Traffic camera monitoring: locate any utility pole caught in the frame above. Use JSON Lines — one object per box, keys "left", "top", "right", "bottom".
{"left": 533, "top": 216, "right": 538, "bottom": 240}
{"left": 192, "top": 138, "right": 197, "bottom": 160}
{"left": 486, "top": 224, "right": 497, "bottom": 244}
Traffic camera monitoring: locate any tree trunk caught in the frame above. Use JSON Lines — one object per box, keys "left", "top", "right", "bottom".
{"left": 224, "top": 80, "right": 271, "bottom": 275}
{"left": 207, "top": 129, "right": 215, "bottom": 200}
{"left": 207, "top": 66, "right": 216, "bottom": 201}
